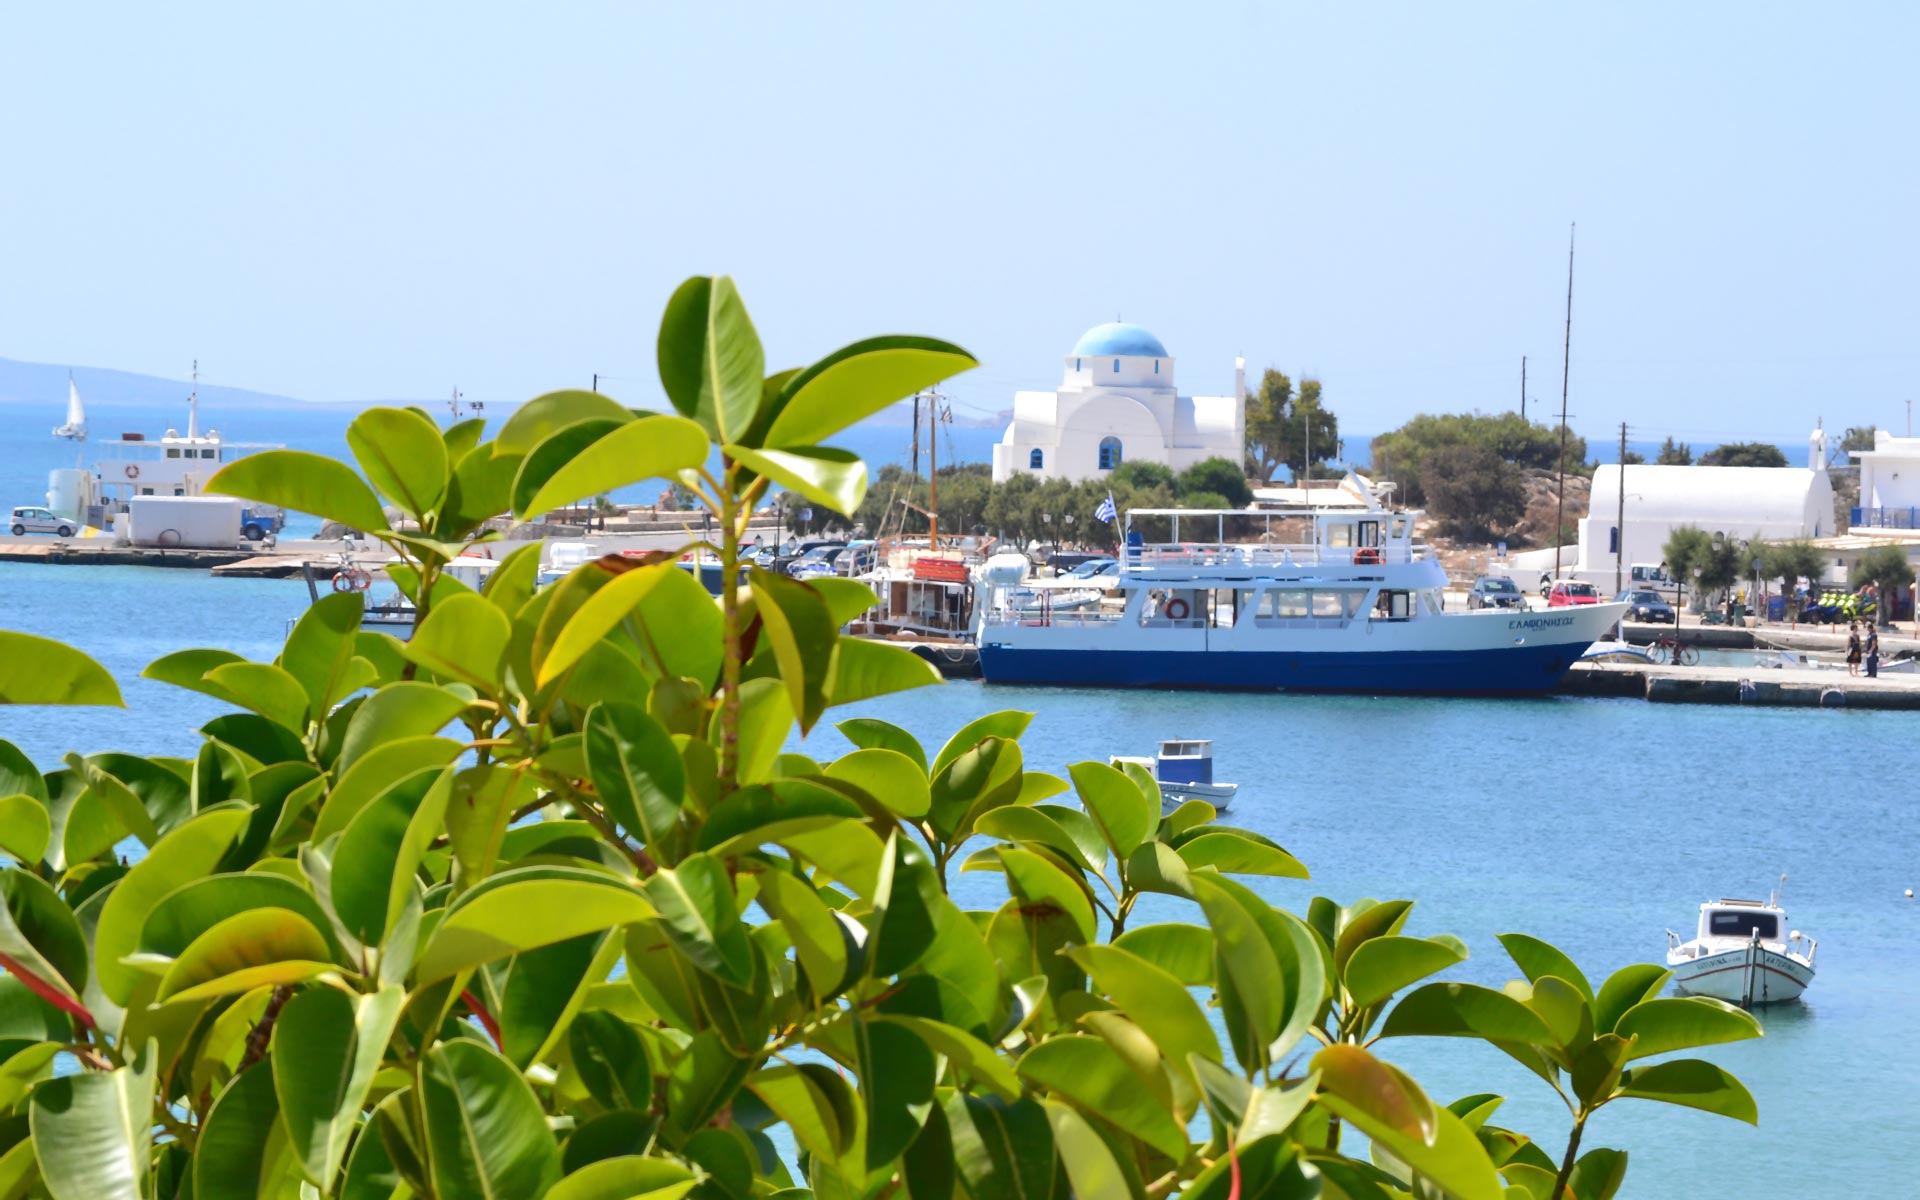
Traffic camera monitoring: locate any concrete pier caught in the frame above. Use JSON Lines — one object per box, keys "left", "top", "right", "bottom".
{"left": 1556, "top": 660, "right": 1920, "bottom": 710}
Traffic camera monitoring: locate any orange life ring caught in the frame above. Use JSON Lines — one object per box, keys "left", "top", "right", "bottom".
{"left": 331, "top": 568, "right": 372, "bottom": 593}
{"left": 1164, "top": 598, "right": 1190, "bottom": 620}
{"left": 331, "top": 571, "right": 355, "bottom": 593}
{"left": 1353, "top": 547, "right": 1382, "bottom": 565}
{"left": 125, "top": 464, "right": 140, "bottom": 480}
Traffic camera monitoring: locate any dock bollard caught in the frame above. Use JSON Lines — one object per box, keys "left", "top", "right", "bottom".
{"left": 1819, "top": 688, "right": 1847, "bottom": 708}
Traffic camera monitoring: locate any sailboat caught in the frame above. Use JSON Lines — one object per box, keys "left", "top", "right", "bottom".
{"left": 51, "top": 377, "right": 87, "bottom": 442}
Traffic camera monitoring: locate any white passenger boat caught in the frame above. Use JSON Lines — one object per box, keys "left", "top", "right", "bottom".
{"left": 974, "top": 485, "right": 1626, "bottom": 695}
{"left": 1112, "top": 739, "right": 1237, "bottom": 812}
{"left": 1666, "top": 893, "right": 1817, "bottom": 1006}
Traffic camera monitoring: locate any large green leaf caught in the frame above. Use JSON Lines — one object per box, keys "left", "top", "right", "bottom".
{"left": 1069, "top": 943, "right": 1220, "bottom": 1080}
{"left": 0, "top": 743, "right": 47, "bottom": 808}
{"left": 1175, "top": 831, "right": 1308, "bottom": 879}
{"left": 420, "top": 1039, "right": 563, "bottom": 1198}
{"left": 931, "top": 711, "right": 1032, "bottom": 778}
{"left": 0, "top": 795, "right": 50, "bottom": 865}
{"left": 415, "top": 867, "right": 655, "bottom": 985}
{"left": 1379, "top": 981, "right": 1558, "bottom": 1047}
{"left": 642, "top": 853, "right": 754, "bottom": 986}
{"left": 746, "top": 1064, "right": 851, "bottom": 1164}
{"left": 138, "top": 872, "right": 342, "bottom": 965}
{"left": 568, "top": 1009, "right": 653, "bottom": 1111}
{"left": 1190, "top": 876, "right": 1285, "bottom": 1073}
{"left": 203, "top": 661, "right": 310, "bottom": 733}
{"left": 195, "top": 1060, "right": 303, "bottom": 1198}
{"left": 154, "top": 907, "right": 338, "bottom": 1003}
{"left": 93, "top": 806, "right": 251, "bottom": 1005}
{"left": 494, "top": 389, "right": 634, "bottom": 455}
{"left": 826, "top": 638, "right": 942, "bottom": 708}
{"left": 1613, "top": 1057, "right": 1758, "bottom": 1123}
{"left": 311, "top": 736, "right": 465, "bottom": 843}
{"left": 1613, "top": 997, "right": 1762, "bottom": 1061}
{"left": 1497, "top": 932, "right": 1594, "bottom": 1003}
{"left": 405, "top": 592, "right": 511, "bottom": 689}
{"left": 725, "top": 445, "right": 866, "bottom": 516}
{"left": 874, "top": 1014, "right": 1020, "bottom": 1102}
{"left": 546, "top": 1156, "right": 697, "bottom": 1200}
{"left": 538, "top": 563, "right": 676, "bottom": 687}
{"left": 857, "top": 1017, "right": 938, "bottom": 1170}
{"left": 278, "top": 590, "right": 367, "bottom": 720}
{"left": 835, "top": 718, "right": 928, "bottom": 771}
{"left": 1021, "top": 1036, "right": 1182, "bottom": 1159}
{"left": 273, "top": 985, "right": 405, "bottom": 1190}
{"left": 347, "top": 406, "right": 450, "bottom": 521}
{"left": 515, "top": 415, "right": 709, "bottom": 519}
{"left": 1344, "top": 936, "right": 1469, "bottom": 1009}
{"left": 330, "top": 766, "right": 451, "bottom": 944}
{"left": 1039, "top": 1097, "right": 1142, "bottom": 1199}
{"left": 334, "top": 682, "right": 471, "bottom": 769}
{"left": 942, "top": 1093, "right": 1056, "bottom": 1200}
{"left": 485, "top": 931, "right": 618, "bottom": 1068}
{"left": 753, "top": 868, "right": 848, "bottom": 999}
{"left": 761, "top": 335, "right": 978, "bottom": 448}
{"left": 750, "top": 569, "right": 838, "bottom": 733}
{"left": 1593, "top": 963, "right": 1673, "bottom": 1036}
{"left": 657, "top": 274, "right": 765, "bottom": 441}
{"left": 1112, "top": 923, "right": 1214, "bottom": 986}
{"left": 584, "top": 702, "right": 685, "bottom": 847}
{"left": 0, "top": 633, "right": 121, "bottom": 707}
{"left": 1313, "top": 1044, "right": 1503, "bottom": 1200}
{"left": 825, "top": 748, "right": 930, "bottom": 820}
{"left": 28, "top": 1045, "right": 154, "bottom": 1200}
{"left": 997, "top": 845, "right": 1096, "bottom": 943}
{"left": 1068, "top": 761, "right": 1152, "bottom": 860}
{"left": 208, "top": 449, "right": 390, "bottom": 533}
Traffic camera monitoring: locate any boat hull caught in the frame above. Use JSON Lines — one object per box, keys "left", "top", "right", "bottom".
{"left": 1669, "top": 947, "right": 1813, "bottom": 1005}
{"left": 979, "top": 641, "right": 1594, "bottom": 695}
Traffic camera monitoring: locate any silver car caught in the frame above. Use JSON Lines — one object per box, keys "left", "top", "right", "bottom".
{"left": 10, "top": 506, "right": 75, "bottom": 537}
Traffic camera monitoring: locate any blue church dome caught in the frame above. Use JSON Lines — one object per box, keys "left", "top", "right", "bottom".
{"left": 1072, "top": 322, "right": 1168, "bottom": 358}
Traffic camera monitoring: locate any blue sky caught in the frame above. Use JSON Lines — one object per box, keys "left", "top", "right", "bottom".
{"left": 3, "top": 2, "right": 1915, "bottom": 443}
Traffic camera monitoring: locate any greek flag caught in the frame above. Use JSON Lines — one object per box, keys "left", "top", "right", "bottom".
{"left": 1094, "top": 492, "right": 1117, "bottom": 524}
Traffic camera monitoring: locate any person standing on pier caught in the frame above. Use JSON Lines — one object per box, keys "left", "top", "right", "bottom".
{"left": 1846, "top": 622, "right": 1863, "bottom": 677}
{"left": 1866, "top": 624, "right": 1880, "bottom": 678}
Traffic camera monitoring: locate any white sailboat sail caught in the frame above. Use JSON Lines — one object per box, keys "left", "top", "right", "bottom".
{"left": 52, "top": 378, "right": 87, "bottom": 441}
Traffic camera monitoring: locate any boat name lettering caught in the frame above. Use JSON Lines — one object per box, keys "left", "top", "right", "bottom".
{"left": 1507, "top": 616, "right": 1576, "bottom": 630}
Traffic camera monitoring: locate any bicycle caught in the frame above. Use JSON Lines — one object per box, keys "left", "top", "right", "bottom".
{"left": 1648, "top": 633, "right": 1699, "bottom": 666}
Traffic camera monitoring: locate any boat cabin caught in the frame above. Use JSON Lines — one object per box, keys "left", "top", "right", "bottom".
{"left": 1696, "top": 899, "right": 1785, "bottom": 943}
{"left": 1154, "top": 740, "right": 1215, "bottom": 786}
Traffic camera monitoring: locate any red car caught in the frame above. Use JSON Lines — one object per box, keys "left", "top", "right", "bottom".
{"left": 1547, "top": 581, "right": 1601, "bottom": 607}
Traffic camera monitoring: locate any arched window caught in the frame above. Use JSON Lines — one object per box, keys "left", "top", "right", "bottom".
{"left": 1113, "top": 358, "right": 1121, "bottom": 372}
{"left": 1029, "top": 448, "right": 1044, "bottom": 469}
{"left": 1098, "top": 437, "right": 1123, "bottom": 471}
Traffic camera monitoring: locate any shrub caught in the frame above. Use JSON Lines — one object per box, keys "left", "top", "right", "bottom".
{"left": 0, "top": 277, "right": 1761, "bottom": 1200}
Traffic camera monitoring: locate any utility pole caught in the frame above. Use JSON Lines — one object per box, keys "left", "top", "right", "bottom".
{"left": 1907, "top": 398, "right": 1911, "bottom": 438}
{"left": 1617, "top": 422, "right": 1628, "bottom": 595}
{"left": 593, "top": 373, "right": 599, "bottom": 393}
{"left": 1521, "top": 356, "right": 1527, "bottom": 421}
{"left": 1553, "top": 223, "right": 1576, "bottom": 583}
{"left": 911, "top": 393, "right": 921, "bottom": 477}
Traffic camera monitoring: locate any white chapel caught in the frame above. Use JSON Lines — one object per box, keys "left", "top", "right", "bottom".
{"left": 990, "top": 323, "right": 1246, "bottom": 483}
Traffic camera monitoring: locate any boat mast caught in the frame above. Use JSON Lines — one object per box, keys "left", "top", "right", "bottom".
{"left": 927, "top": 390, "right": 938, "bottom": 549}
{"left": 1553, "top": 224, "right": 1575, "bottom": 584}
{"left": 188, "top": 360, "right": 199, "bottom": 440}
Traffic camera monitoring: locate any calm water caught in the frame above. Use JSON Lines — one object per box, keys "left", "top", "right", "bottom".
{"left": 2, "top": 562, "right": 1914, "bottom": 1198}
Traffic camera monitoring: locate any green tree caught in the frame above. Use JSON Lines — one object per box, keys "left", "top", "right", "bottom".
{"left": 1853, "top": 543, "right": 1915, "bottom": 625}
{"left": 1699, "top": 441, "right": 1788, "bottom": 468}
{"left": 1760, "top": 539, "right": 1829, "bottom": 621}
{"left": 1620, "top": 448, "right": 1645, "bottom": 465}
{"left": 0, "top": 276, "right": 1762, "bottom": 1200}
{"left": 1175, "top": 456, "right": 1253, "bottom": 507}
{"left": 1371, "top": 412, "right": 1588, "bottom": 504}
{"left": 1244, "top": 369, "right": 1337, "bottom": 483}
{"left": 983, "top": 470, "right": 1037, "bottom": 544}
{"left": 1422, "top": 443, "right": 1527, "bottom": 540}
{"left": 1661, "top": 524, "right": 1713, "bottom": 606}
{"left": 1655, "top": 436, "right": 1693, "bottom": 465}
{"left": 1840, "top": 425, "right": 1878, "bottom": 454}
{"left": 1109, "top": 460, "right": 1176, "bottom": 491}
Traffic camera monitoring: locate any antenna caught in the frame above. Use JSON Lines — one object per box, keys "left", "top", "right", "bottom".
{"left": 188, "top": 359, "right": 200, "bottom": 440}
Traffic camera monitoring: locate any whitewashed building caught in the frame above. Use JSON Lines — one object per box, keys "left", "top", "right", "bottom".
{"left": 1849, "top": 430, "right": 1920, "bottom": 530}
{"left": 990, "top": 323, "right": 1245, "bottom": 484}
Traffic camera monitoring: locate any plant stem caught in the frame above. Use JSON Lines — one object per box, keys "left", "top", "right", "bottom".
{"left": 717, "top": 472, "right": 742, "bottom": 793}
{"left": 1553, "top": 1113, "right": 1588, "bottom": 1200}
{"left": 238, "top": 984, "right": 294, "bottom": 1071}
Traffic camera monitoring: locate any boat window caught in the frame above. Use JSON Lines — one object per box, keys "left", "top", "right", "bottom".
{"left": 1708, "top": 911, "right": 1778, "bottom": 939}
{"left": 1310, "top": 592, "right": 1349, "bottom": 619}
{"left": 1357, "top": 520, "right": 1379, "bottom": 547}
{"left": 1372, "top": 591, "right": 1412, "bottom": 621}
{"left": 1139, "top": 589, "right": 1202, "bottom": 626}
{"left": 200, "top": 449, "right": 217, "bottom": 459}
{"left": 1326, "top": 523, "right": 1353, "bottom": 548}
{"left": 166, "top": 448, "right": 181, "bottom": 459}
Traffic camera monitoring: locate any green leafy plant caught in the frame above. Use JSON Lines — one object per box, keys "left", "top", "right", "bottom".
{"left": 0, "top": 277, "right": 1761, "bottom": 1200}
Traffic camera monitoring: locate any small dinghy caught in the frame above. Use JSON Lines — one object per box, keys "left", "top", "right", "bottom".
{"left": 1112, "top": 739, "right": 1237, "bottom": 812}
{"left": 1666, "top": 888, "right": 1817, "bottom": 1006}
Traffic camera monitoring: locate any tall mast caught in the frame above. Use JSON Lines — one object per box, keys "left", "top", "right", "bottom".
{"left": 1553, "top": 224, "right": 1575, "bottom": 582}
{"left": 188, "top": 360, "right": 200, "bottom": 439}
{"left": 927, "top": 392, "right": 939, "bottom": 548}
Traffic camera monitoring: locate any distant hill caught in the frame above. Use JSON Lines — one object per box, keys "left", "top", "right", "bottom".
{"left": 0, "top": 357, "right": 321, "bottom": 413}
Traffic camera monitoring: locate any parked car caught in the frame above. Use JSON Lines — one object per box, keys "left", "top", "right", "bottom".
{"left": 1547, "top": 580, "right": 1602, "bottom": 607}
{"left": 9, "top": 506, "right": 74, "bottom": 537}
{"left": 1614, "top": 588, "right": 1676, "bottom": 623}
{"left": 1466, "top": 575, "right": 1525, "bottom": 610}
{"left": 1047, "top": 551, "right": 1109, "bottom": 575}
{"left": 775, "top": 540, "right": 844, "bottom": 575}
{"left": 1062, "top": 557, "right": 1118, "bottom": 581}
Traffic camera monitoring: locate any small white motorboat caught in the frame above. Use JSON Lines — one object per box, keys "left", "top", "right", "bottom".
{"left": 1666, "top": 890, "right": 1817, "bottom": 1007}
{"left": 1112, "top": 739, "right": 1238, "bottom": 812}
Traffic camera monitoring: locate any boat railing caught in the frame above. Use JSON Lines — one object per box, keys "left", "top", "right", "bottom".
{"left": 1122, "top": 542, "right": 1426, "bottom": 571}
{"left": 982, "top": 606, "right": 1124, "bottom": 628}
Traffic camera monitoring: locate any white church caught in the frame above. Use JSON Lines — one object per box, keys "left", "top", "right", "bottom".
{"left": 990, "top": 323, "right": 1246, "bottom": 483}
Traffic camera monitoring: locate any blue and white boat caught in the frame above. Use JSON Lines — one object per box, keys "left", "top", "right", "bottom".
{"left": 974, "top": 487, "right": 1626, "bottom": 695}
{"left": 1113, "top": 739, "right": 1237, "bottom": 811}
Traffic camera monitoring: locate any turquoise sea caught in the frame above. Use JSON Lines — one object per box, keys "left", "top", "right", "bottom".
{"left": 1, "top": 560, "right": 1914, "bottom": 1198}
